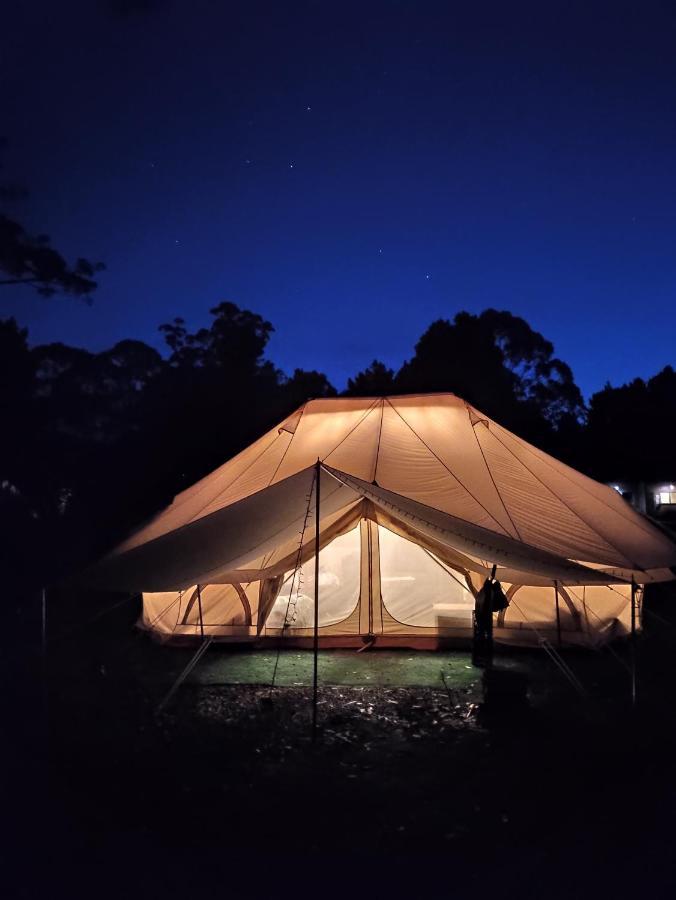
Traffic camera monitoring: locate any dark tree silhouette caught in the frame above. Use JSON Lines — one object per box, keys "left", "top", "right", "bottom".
{"left": 396, "top": 312, "right": 522, "bottom": 418}
{"left": 394, "top": 310, "right": 584, "bottom": 442}
{"left": 282, "top": 369, "right": 337, "bottom": 409}
{"left": 479, "top": 309, "right": 585, "bottom": 426}
{"left": 2, "top": 296, "right": 669, "bottom": 592}
{"left": 0, "top": 145, "right": 104, "bottom": 299}
{"left": 346, "top": 360, "right": 396, "bottom": 396}
{"left": 586, "top": 366, "right": 676, "bottom": 482}
{"left": 0, "top": 215, "right": 105, "bottom": 299}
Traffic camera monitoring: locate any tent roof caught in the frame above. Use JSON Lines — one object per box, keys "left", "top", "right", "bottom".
{"left": 95, "top": 394, "right": 676, "bottom": 590}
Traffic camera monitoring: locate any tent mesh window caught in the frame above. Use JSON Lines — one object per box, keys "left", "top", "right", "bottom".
{"left": 265, "top": 523, "right": 361, "bottom": 629}
{"left": 378, "top": 525, "right": 474, "bottom": 628}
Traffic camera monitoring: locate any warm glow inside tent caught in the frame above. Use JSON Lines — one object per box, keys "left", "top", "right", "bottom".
{"left": 93, "top": 394, "right": 676, "bottom": 648}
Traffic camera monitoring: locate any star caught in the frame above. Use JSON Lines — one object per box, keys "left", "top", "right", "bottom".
{"left": 289, "top": 163, "right": 295, "bottom": 168}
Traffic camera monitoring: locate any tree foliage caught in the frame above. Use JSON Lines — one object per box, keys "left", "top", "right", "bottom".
{"left": 1, "top": 298, "right": 670, "bottom": 592}
{"left": 0, "top": 215, "right": 105, "bottom": 299}
{"left": 0, "top": 145, "right": 104, "bottom": 299}
{"left": 346, "top": 360, "right": 396, "bottom": 396}
{"left": 586, "top": 366, "right": 676, "bottom": 482}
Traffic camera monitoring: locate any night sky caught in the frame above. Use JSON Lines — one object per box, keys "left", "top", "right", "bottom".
{"left": 2, "top": 0, "right": 676, "bottom": 397}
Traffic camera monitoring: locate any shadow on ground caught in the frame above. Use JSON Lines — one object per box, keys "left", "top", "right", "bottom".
{"left": 6, "top": 592, "right": 676, "bottom": 899}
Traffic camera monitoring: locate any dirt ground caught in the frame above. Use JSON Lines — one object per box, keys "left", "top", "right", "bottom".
{"left": 6, "top": 591, "right": 676, "bottom": 899}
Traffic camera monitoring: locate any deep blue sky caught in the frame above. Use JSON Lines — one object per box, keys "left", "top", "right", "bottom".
{"left": 2, "top": 0, "right": 675, "bottom": 396}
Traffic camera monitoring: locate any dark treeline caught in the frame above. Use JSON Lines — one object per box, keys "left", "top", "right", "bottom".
{"left": 1, "top": 302, "right": 675, "bottom": 591}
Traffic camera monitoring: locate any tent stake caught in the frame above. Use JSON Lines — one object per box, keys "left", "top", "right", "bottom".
{"left": 630, "top": 576, "right": 637, "bottom": 708}
{"left": 312, "top": 459, "right": 321, "bottom": 741}
{"left": 554, "top": 580, "right": 562, "bottom": 648}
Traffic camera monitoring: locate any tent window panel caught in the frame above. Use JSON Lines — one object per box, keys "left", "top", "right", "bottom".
{"left": 265, "top": 524, "right": 361, "bottom": 629}
{"left": 181, "top": 583, "right": 255, "bottom": 627}
{"left": 378, "top": 525, "right": 474, "bottom": 628}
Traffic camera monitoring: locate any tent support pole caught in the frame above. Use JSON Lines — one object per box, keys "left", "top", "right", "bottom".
{"left": 487, "top": 564, "right": 496, "bottom": 668}
{"left": 554, "top": 580, "right": 562, "bottom": 648}
{"left": 197, "top": 584, "right": 205, "bottom": 640}
{"left": 312, "top": 459, "right": 321, "bottom": 741}
{"left": 630, "top": 576, "right": 637, "bottom": 708}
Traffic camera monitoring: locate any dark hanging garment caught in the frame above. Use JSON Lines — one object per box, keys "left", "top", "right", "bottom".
{"left": 472, "top": 578, "right": 510, "bottom": 667}
{"left": 490, "top": 580, "right": 509, "bottom": 612}
{"left": 473, "top": 579, "right": 493, "bottom": 667}
{"left": 474, "top": 581, "right": 493, "bottom": 630}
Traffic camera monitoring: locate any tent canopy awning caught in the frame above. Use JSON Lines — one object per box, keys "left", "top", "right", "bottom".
{"left": 88, "top": 463, "right": 633, "bottom": 592}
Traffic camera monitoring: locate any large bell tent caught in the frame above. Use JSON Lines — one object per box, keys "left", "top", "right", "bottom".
{"left": 94, "top": 394, "right": 676, "bottom": 648}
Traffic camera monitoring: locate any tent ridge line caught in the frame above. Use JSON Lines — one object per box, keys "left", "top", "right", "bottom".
{"left": 465, "top": 403, "right": 523, "bottom": 542}
{"left": 383, "top": 398, "right": 510, "bottom": 537}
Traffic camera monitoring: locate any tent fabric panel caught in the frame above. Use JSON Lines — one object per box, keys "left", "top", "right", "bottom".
{"left": 231, "top": 500, "right": 364, "bottom": 586}
{"left": 387, "top": 398, "right": 521, "bottom": 538}
{"left": 272, "top": 399, "right": 383, "bottom": 484}
{"left": 324, "top": 466, "right": 627, "bottom": 586}
{"left": 474, "top": 423, "right": 628, "bottom": 566}
{"left": 498, "top": 583, "right": 633, "bottom": 646}
{"left": 490, "top": 418, "right": 676, "bottom": 570}
{"left": 180, "top": 582, "right": 259, "bottom": 627}
{"left": 141, "top": 589, "right": 186, "bottom": 637}
{"left": 374, "top": 402, "right": 508, "bottom": 533}
{"left": 119, "top": 425, "right": 293, "bottom": 552}
{"left": 92, "top": 466, "right": 360, "bottom": 591}
{"left": 322, "top": 402, "right": 385, "bottom": 483}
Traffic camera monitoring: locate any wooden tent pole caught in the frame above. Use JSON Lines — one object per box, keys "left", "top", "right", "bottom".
{"left": 312, "top": 459, "right": 321, "bottom": 741}
{"left": 197, "top": 584, "right": 205, "bottom": 640}
{"left": 554, "top": 580, "right": 562, "bottom": 648}
{"left": 630, "top": 576, "right": 637, "bottom": 708}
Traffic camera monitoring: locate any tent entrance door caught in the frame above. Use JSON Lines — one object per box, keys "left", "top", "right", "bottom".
{"left": 358, "top": 518, "right": 382, "bottom": 637}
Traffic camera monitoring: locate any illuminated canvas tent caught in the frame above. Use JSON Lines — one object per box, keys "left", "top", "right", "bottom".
{"left": 93, "top": 394, "right": 676, "bottom": 648}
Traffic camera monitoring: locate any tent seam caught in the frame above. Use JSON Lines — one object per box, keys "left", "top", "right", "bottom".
{"left": 372, "top": 398, "right": 385, "bottom": 483}
{"left": 485, "top": 425, "right": 635, "bottom": 568}
{"left": 322, "top": 398, "right": 382, "bottom": 465}
{"left": 384, "top": 399, "right": 509, "bottom": 536}
{"left": 179, "top": 431, "right": 289, "bottom": 527}
{"left": 265, "top": 402, "right": 308, "bottom": 487}
{"left": 465, "top": 405, "right": 523, "bottom": 541}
